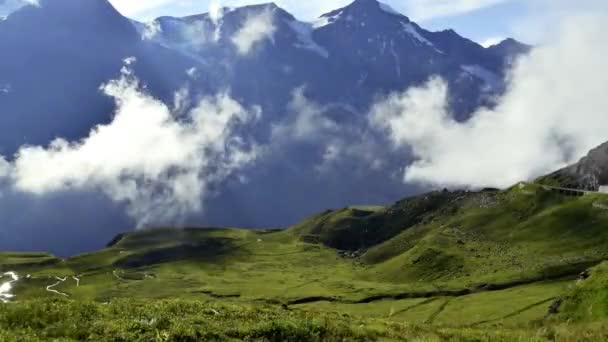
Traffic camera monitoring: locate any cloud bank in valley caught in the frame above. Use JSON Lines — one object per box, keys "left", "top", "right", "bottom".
{"left": 0, "top": 61, "right": 260, "bottom": 227}
{"left": 372, "top": 13, "right": 608, "bottom": 188}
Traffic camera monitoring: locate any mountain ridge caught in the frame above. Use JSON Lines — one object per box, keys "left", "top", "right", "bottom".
{"left": 140, "top": 0, "right": 528, "bottom": 121}
{"left": 0, "top": 0, "right": 533, "bottom": 255}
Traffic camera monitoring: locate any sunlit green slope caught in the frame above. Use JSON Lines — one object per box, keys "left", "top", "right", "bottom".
{"left": 3, "top": 183, "right": 608, "bottom": 340}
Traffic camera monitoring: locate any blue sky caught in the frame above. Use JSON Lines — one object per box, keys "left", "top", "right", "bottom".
{"left": 107, "top": 0, "right": 534, "bottom": 46}
{"left": 423, "top": 0, "right": 529, "bottom": 46}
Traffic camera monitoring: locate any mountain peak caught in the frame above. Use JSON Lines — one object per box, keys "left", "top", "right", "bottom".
{"left": 323, "top": 0, "right": 404, "bottom": 17}
{"left": 314, "top": 0, "right": 407, "bottom": 29}
{"left": 346, "top": 0, "right": 403, "bottom": 15}
{"left": 178, "top": 2, "right": 294, "bottom": 24}
{"left": 349, "top": 0, "right": 380, "bottom": 7}
{"left": 237, "top": 2, "right": 295, "bottom": 21}
{"left": 2, "top": 0, "right": 136, "bottom": 39}
{"left": 486, "top": 37, "right": 532, "bottom": 60}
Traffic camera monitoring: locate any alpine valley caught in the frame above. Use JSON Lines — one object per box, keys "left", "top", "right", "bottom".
{"left": 3, "top": 1, "right": 608, "bottom": 341}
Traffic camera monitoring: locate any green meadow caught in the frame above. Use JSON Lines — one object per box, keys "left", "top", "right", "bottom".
{"left": 3, "top": 183, "right": 608, "bottom": 340}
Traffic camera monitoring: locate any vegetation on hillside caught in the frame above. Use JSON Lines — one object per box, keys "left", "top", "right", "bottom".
{"left": 2, "top": 298, "right": 608, "bottom": 341}
{"left": 3, "top": 183, "right": 608, "bottom": 340}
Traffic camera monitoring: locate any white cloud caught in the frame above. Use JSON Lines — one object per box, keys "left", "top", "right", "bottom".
{"left": 271, "top": 88, "right": 338, "bottom": 142}
{"left": 141, "top": 20, "right": 162, "bottom": 41}
{"left": 208, "top": 1, "right": 223, "bottom": 24}
{"left": 271, "top": 88, "right": 388, "bottom": 175}
{"left": 2, "top": 63, "right": 260, "bottom": 226}
{"left": 480, "top": 36, "right": 504, "bottom": 48}
{"left": 184, "top": 19, "right": 216, "bottom": 47}
{"left": 371, "top": 13, "right": 608, "bottom": 189}
{"left": 231, "top": 8, "right": 276, "bottom": 55}
{"left": 141, "top": 18, "right": 218, "bottom": 52}
{"left": 509, "top": 0, "right": 608, "bottom": 44}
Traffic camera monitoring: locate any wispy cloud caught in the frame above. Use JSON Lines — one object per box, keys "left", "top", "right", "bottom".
{"left": 271, "top": 88, "right": 390, "bottom": 176}
{"left": 231, "top": 8, "right": 276, "bottom": 55}
{"left": 271, "top": 88, "right": 338, "bottom": 142}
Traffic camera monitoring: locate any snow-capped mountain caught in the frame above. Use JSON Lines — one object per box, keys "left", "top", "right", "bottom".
{"left": 0, "top": 0, "right": 531, "bottom": 249}
{"left": 310, "top": 0, "right": 514, "bottom": 118}
{"left": 139, "top": 0, "right": 529, "bottom": 121}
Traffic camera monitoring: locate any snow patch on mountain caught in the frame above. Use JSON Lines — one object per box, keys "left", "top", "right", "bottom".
{"left": 232, "top": 8, "right": 277, "bottom": 55}
{"left": 288, "top": 20, "right": 329, "bottom": 58}
{"left": 379, "top": 2, "right": 401, "bottom": 16}
{"left": 0, "top": 83, "right": 10, "bottom": 94}
{"left": 141, "top": 20, "right": 162, "bottom": 40}
{"left": 401, "top": 23, "right": 443, "bottom": 54}
{"left": 313, "top": 10, "right": 342, "bottom": 29}
{"left": 461, "top": 65, "right": 501, "bottom": 92}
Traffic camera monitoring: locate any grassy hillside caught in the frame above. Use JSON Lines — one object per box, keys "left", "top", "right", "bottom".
{"left": 3, "top": 183, "right": 608, "bottom": 340}
{"left": 556, "top": 261, "right": 608, "bottom": 322}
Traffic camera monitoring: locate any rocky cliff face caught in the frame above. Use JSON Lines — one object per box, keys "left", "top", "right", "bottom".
{"left": 540, "top": 142, "right": 608, "bottom": 191}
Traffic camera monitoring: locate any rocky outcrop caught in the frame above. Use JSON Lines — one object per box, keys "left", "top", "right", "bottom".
{"left": 539, "top": 141, "right": 608, "bottom": 191}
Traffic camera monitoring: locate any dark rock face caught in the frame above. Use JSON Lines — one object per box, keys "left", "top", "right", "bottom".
{"left": 486, "top": 38, "right": 533, "bottom": 68}
{"left": 541, "top": 141, "right": 608, "bottom": 191}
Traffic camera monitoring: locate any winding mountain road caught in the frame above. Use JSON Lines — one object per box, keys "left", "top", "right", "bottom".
{"left": 46, "top": 277, "right": 69, "bottom": 297}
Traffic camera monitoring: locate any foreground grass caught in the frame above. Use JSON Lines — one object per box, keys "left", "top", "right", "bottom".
{"left": 0, "top": 298, "right": 451, "bottom": 341}
{"left": 2, "top": 298, "right": 608, "bottom": 341}
{"left": 0, "top": 299, "right": 389, "bottom": 341}
{"left": 294, "top": 279, "right": 571, "bottom": 327}
{"left": 557, "top": 261, "right": 608, "bottom": 322}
